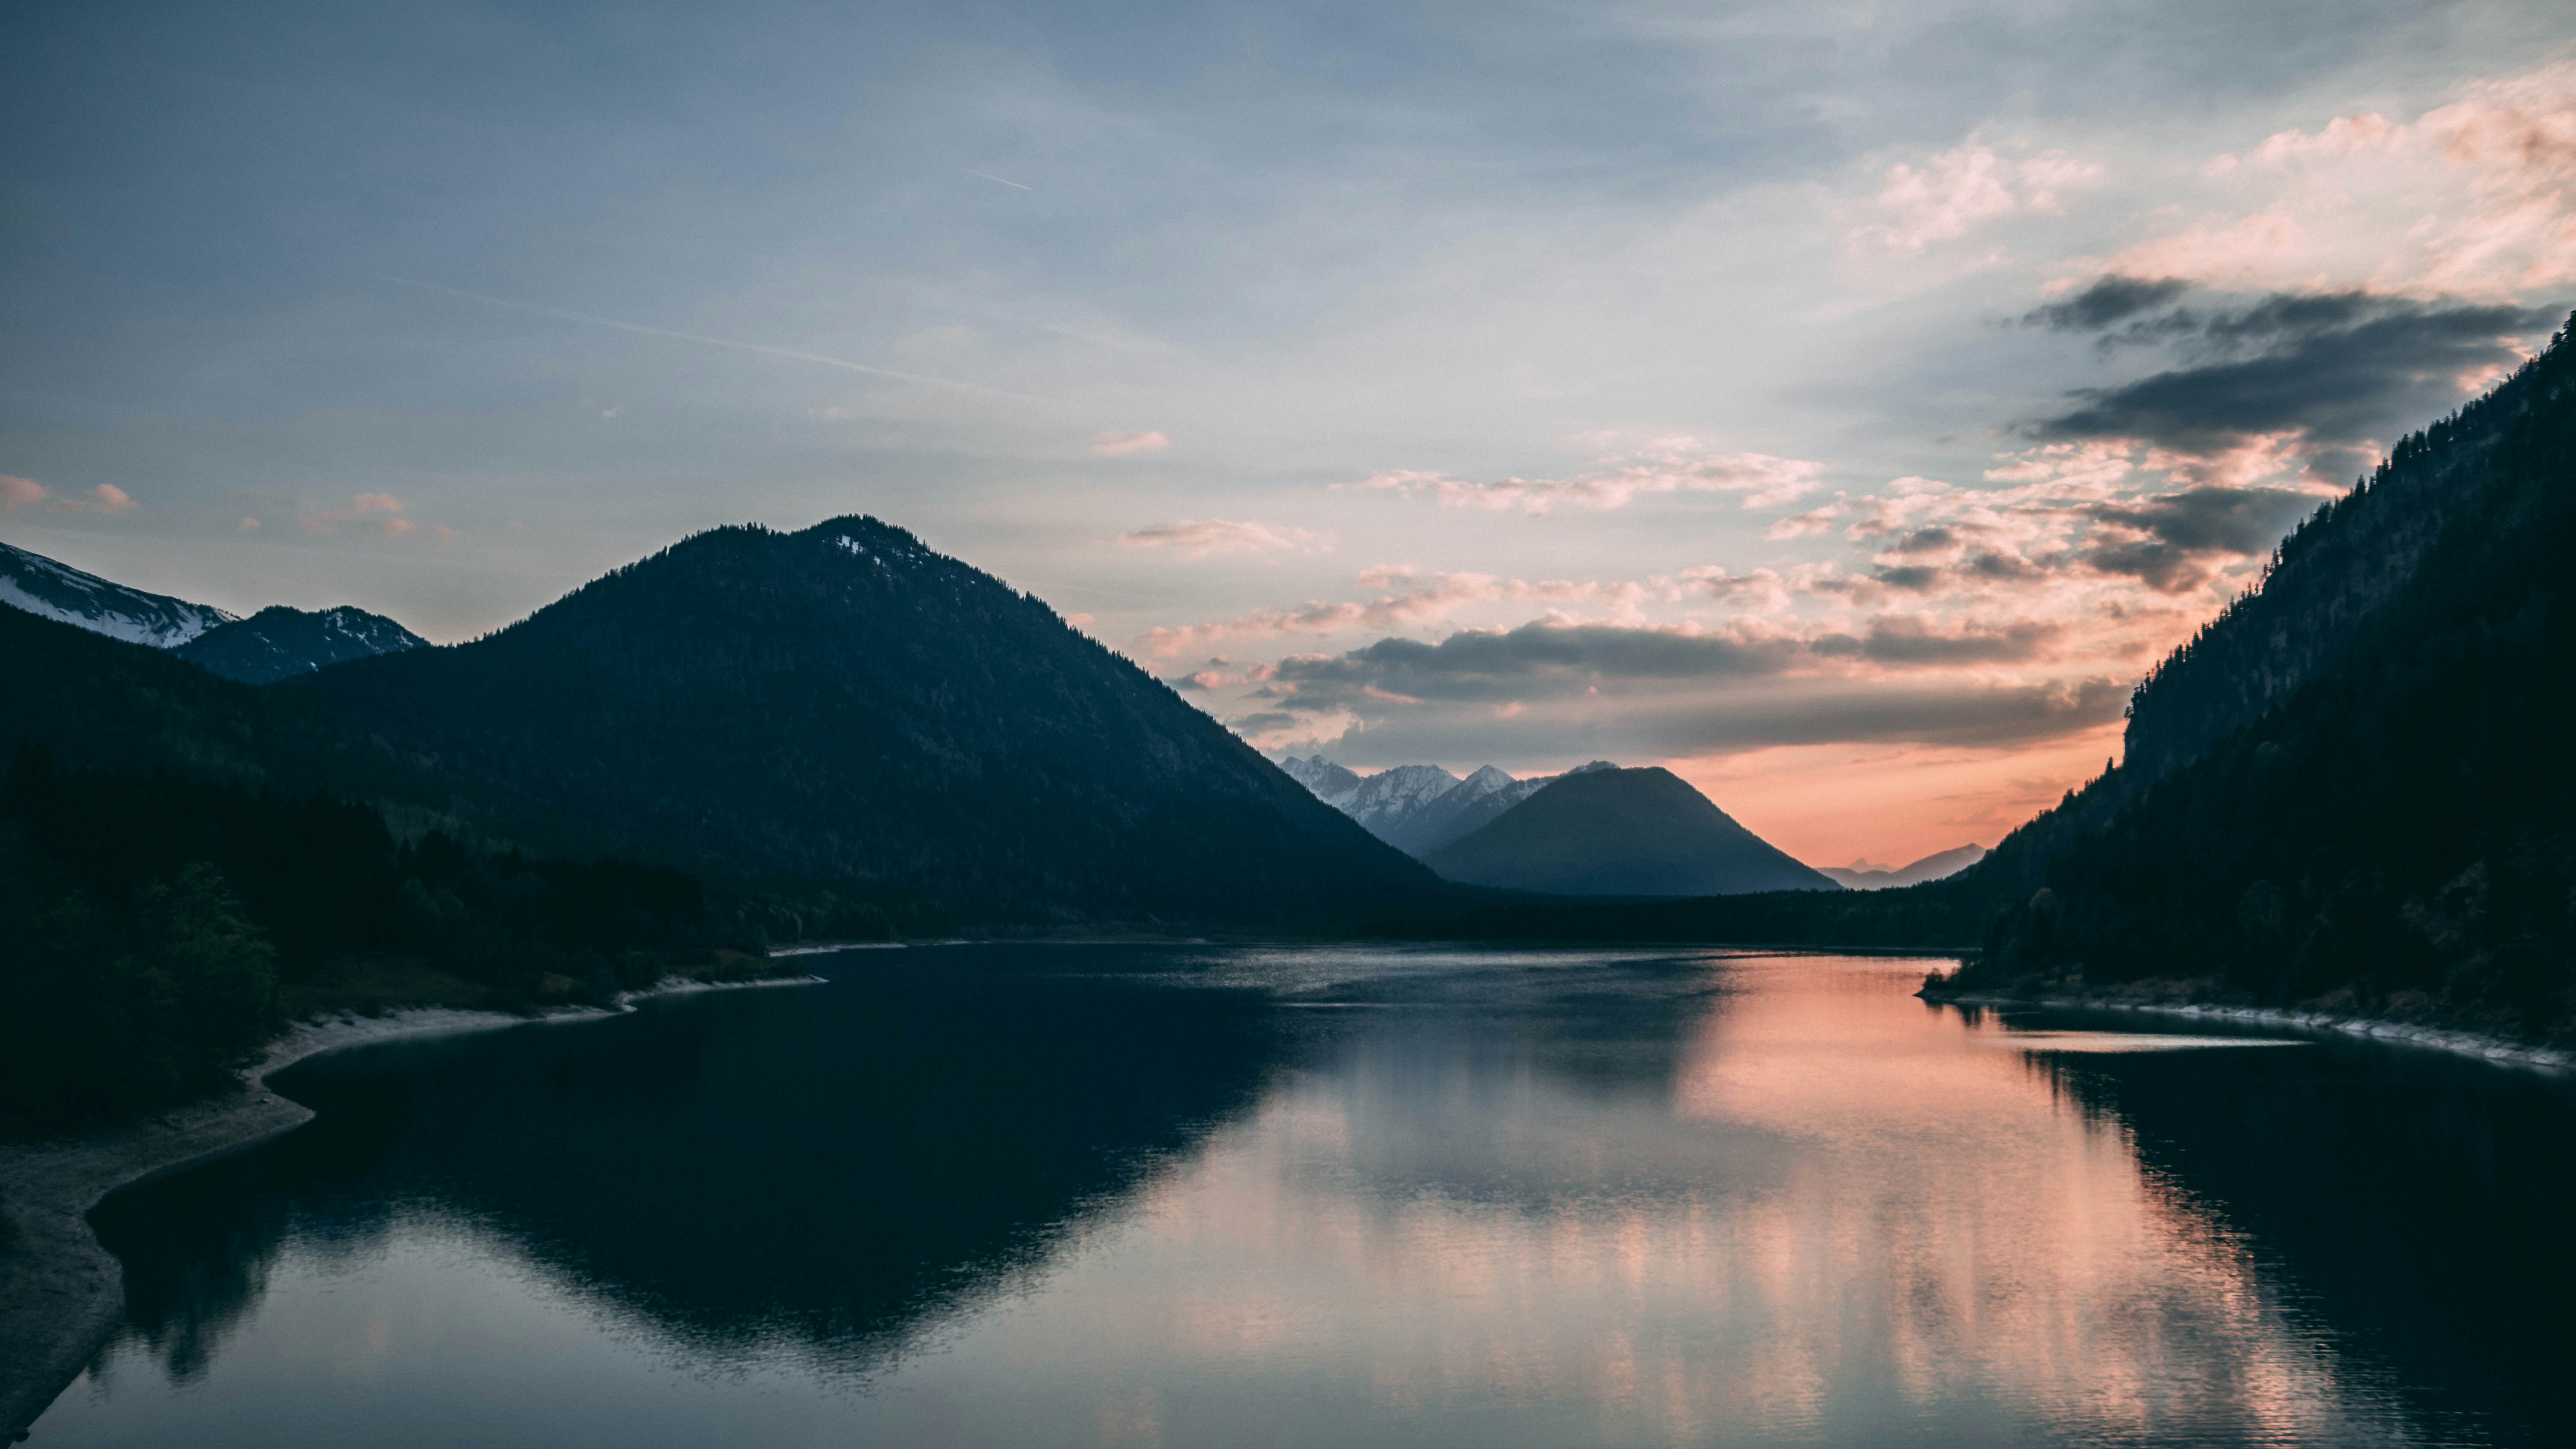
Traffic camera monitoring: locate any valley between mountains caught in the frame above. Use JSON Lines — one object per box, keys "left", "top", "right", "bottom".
{"left": 4, "top": 314, "right": 2576, "bottom": 1151}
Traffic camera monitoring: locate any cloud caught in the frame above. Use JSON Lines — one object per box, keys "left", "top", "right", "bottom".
{"left": 302, "top": 492, "right": 425, "bottom": 538}
{"left": 240, "top": 516, "right": 261, "bottom": 530}
{"left": 1358, "top": 445, "right": 1821, "bottom": 515}
{"left": 1250, "top": 663, "right": 2131, "bottom": 760}
{"left": 2023, "top": 274, "right": 2194, "bottom": 340}
{"left": 1138, "top": 568, "right": 1652, "bottom": 658}
{"left": 2083, "top": 484, "right": 2318, "bottom": 555}
{"left": 0, "top": 477, "right": 140, "bottom": 515}
{"left": 1819, "top": 461, "right": 2334, "bottom": 601}
{"left": 1670, "top": 565, "right": 1793, "bottom": 615}
{"left": 1264, "top": 613, "right": 2072, "bottom": 715}
{"left": 1273, "top": 621, "right": 1810, "bottom": 707}
{"left": 2068, "top": 485, "right": 2322, "bottom": 593}
{"left": 1850, "top": 142, "right": 2104, "bottom": 254}
{"left": 1765, "top": 504, "right": 1842, "bottom": 541}
{"left": 2120, "top": 63, "right": 2576, "bottom": 296}
{"left": 1118, "top": 518, "right": 1326, "bottom": 556}
{"left": 1092, "top": 430, "right": 1171, "bottom": 456}
{"left": 1809, "top": 616, "right": 2064, "bottom": 666}
{"left": 2025, "top": 291, "right": 2561, "bottom": 458}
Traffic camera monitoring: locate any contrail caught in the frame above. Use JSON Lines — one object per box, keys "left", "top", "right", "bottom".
{"left": 377, "top": 276, "right": 1049, "bottom": 403}
{"left": 966, "top": 169, "right": 1033, "bottom": 191}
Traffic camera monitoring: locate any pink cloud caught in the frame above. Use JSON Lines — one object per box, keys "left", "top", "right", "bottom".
{"left": 1850, "top": 142, "right": 2104, "bottom": 255}
{"left": 2121, "top": 62, "right": 2576, "bottom": 295}
{"left": 1092, "top": 430, "right": 1171, "bottom": 456}
{"left": 1767, "top": 504, "right": 1843, "bottom": 541}
{"left": 302, "top": 492, "right": 434, "bottom": 539}
{"left": 0, "top": 476, "right": 140, "bottom": 515}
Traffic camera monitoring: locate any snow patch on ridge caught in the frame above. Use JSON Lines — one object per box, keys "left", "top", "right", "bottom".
{"left": 0, "top": 541, "right": 235, "bottom": 647}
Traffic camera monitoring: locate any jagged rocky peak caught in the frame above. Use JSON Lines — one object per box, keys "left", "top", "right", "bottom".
{"left": 1279, "top": 755, "right": 1364, "bottom": 804}
{"left": 1270, "top": 757, "right": 1626, "bottom": 860}
{"left": 0, "top": 538, "right": 236, "bottom": 647}
{"left": 1347, "top": 764, "right": 1461, "bottom": 809}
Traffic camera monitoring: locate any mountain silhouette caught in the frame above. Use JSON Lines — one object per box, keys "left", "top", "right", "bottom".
{"left": 1423, "top": 766, "right": 1838, "bottom": 897}
{"left": 1821, "top": 845, "right": 1984, "bottom": 891}
{"left": 176, "top": 605, "right": 426, "bottom": 683}
{"left": 292, "top": 516, "right": 1437, "bottom": 927}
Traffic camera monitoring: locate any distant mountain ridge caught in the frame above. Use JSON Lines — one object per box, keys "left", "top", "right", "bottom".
{"left": 1425, "top": 766, "right": 1840, "bottom": 897}
{"left": 0, "top": 539, "right": 235, "bottom": 647}
{"left": 1821, "top": 845, "right": 1985, "bottom": 891}
{"left": 0, "top": 539, "right": 426, "bottom": 684}
{"left": 176, "top": 605, "right": 427, "bottom": 683}
{"left": 1277, "top": 755, "right": 1610, "bottom": 858}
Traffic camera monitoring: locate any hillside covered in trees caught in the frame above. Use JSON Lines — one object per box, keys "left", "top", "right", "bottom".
{"left": 5, "top": 518, "right": 1443, "bottom": 937}
{"left": 296, "top": 517, "right": 1438, "bottom": 930}
{"left": 0, "top": 748, "right": 748, "bottom": 1133}
{"left": 1941, "top": 312, "right": 2576, "bottom": 1037}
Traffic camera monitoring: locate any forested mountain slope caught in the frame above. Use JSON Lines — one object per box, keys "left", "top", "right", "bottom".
{"left": 2116, "top": 367, "right": 2543, "bottom": 786}
{"left": 299, "top": 517, "right": 1438, "bottom": 926}
{"left": 1944, "top": 316, "right": 2576, "bottom": 1036}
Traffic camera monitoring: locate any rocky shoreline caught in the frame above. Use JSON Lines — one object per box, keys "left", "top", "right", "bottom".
{"left": 1920, "top": 986, "right": 2576, "bottom": 1074}
{"left": 0, "top": 974, "right": 824, "bottom": 1440}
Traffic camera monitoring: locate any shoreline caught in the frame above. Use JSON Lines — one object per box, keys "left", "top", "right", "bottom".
{"left": 0, "top": 972, "right": 824, "bottom": 1440}
{"left": 1922, "top": 988, "right": 2576, "bottom": 1075}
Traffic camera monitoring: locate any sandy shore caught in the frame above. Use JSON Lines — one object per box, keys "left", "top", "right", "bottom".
{"left": 1924, "top": 988, "right": 2576, "bottom": 1074}
{"left": 0, "top": 974, "right": 823, "bottom": 1439}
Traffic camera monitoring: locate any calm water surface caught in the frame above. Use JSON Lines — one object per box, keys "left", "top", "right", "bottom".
{"left": 32, "top": 946, "right": 2576, "bottom": 1447}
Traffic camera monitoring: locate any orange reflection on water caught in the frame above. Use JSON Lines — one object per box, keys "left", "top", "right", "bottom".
{"left": 921, "top": 953, "right": 2408, "bottom": 1446}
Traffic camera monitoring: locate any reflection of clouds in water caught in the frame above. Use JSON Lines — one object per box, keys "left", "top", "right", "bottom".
{"left": 57, "top": 949, "right": 2495, "bottom": 1448}
{"left": 1001, "top": 955, "right": 2415, "bottom": 1446}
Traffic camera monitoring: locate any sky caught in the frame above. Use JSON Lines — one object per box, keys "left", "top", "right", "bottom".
{"left": 3, "top": 0, "right": 2571, "bottom": 867}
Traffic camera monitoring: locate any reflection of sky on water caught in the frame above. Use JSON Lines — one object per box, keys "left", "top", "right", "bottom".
{"left": 36, "top": 948, "right": 2550, "bottom": 1446}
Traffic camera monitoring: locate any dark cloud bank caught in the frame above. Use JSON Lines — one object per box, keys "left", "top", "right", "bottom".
{"left": 2026, "top": 277, "right": 2563, "bottom": 460}
{"left": 1233, "top": 618, "right": 2125, "bottom": 759}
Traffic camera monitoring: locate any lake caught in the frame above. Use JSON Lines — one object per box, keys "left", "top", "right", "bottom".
{"left": 30, "top": 946, "right": 2576, "bottom": 1447}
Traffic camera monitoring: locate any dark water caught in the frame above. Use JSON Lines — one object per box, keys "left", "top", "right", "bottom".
{"left": 30, "top": 946, "right": 2576, "bottom": 1447}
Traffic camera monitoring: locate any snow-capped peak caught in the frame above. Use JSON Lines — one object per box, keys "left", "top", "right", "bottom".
{"left": 1279, "top": 755, "right": 1364, "bottom": 805}
{"left": 0, "top": 539, "right": 236, "bottom": 647}
{"left": 1342, "top": 764, "right": 1461, "bottom": 820}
